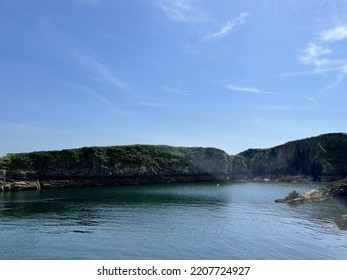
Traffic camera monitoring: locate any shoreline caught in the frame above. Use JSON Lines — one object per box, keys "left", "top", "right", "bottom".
{"left": 0, "top": 175, "right": 330, "bottom": 192}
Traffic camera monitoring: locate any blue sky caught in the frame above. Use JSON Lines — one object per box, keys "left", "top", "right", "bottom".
{"left": 1, "top": 0, "right": 347, "bottom": 156}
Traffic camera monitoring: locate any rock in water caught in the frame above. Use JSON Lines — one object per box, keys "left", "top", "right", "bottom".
{"left": 275, "top": 190, "right": 302, "bottom": 203}
{"left": 302, "top": 189, "right": 329, "bottom": 201}
{"left": 327, "top": 181, "right": 347, "bottom": 197}
{"left": 275, "top": 188, "right": 328, "bottom": 204}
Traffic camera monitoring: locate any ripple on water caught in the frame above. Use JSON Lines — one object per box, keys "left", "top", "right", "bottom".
{"left": 0, "top": 182, "right": 347, "bottom": 260}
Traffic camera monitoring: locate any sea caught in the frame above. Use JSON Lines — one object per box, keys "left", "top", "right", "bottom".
{"left": 0, "top": 182, "right": 347, "bottom": 260}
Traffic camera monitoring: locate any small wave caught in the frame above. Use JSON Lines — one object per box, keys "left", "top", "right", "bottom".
{"left": 71, "top": 230, "right": 93, "bottom": 234}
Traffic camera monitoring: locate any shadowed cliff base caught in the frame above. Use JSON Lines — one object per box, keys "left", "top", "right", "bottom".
{"left": 0, "top": 133, "right": 347, "bottom": 192}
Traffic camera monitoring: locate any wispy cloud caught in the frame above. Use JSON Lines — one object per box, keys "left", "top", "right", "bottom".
{"left": 320, "top": 26, "right": 347, "bottom": 42}
{"left": 157, "top": 0, "right": 206, "bottom": 23}
{"left": 320, "top": 74, "right": 344, "bottom": 92}
{"left": 263, "top": 105, "right": 293, "bottom": 111}
{"left": 139, "top": 102, "right": 168, "bottom": 108}
{"left": 201, "top": 12, "right": 249, "bottom": 42}
{"left": 283, "top": 24, "right": 347, "bottom": 82}
{"left": 262, "top": 104, "right": 319, "bottom": 112}
{"left": 163, "top": 85, "right": 190, "bottom": 95}
{"left": 279, "top": 66, "right": 347, "bottom": 77}
{"left": 227, "top": 84, "right": 277, "bottom": 95}
{"left": 70, "top": 83, "right": 133, "bottom": 115}
{"left": 299, "top": 42, "right": 332, "bottom": 67}
{"left": 301, "top": 25, "right": 347, "bottom": 72}
{"left": 305, "top": 96, "right": 317, "bottom": 103}
{"left": 74, "top": 51, "right": 132, "bottom": 93}
{"left": 74, "top": 84, "right": 114, "bottom": 107}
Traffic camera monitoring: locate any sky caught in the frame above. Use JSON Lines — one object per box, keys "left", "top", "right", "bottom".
{"left": 1, "top": 0, "right": 347, "bottom": 156}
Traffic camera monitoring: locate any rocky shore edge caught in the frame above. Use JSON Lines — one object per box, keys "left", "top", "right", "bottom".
{"left": 274, "top": 179, "right": 347, "bottom": 228}
{"left": 275, "top": 178, "right": 347, "bottom": 204}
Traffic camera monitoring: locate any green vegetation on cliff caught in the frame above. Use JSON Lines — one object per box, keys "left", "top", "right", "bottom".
{"left": 0, "top": 145, "right": 231, "bottom": 180}
{"left": 1, "top": 133, "right": 347, "bottom": 190}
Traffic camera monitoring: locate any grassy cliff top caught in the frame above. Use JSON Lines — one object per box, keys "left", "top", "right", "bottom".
{"left": 2, "top": 132, "right": 346, "bottom": 175}
{"left": 0, "top": 144, "right": 228, "bottom": 173}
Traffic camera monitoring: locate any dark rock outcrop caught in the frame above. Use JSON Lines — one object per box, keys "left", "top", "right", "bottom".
{"left": 238, "top": 133, "right": 347, "bottom": 182}
{"left": 275, "top": 190, "right": 303, "bottom": 204}
{"left": 327, "top": 179, "right": 347, "bottom": 197}
{"left": 275, "top": 189, "right": 329, "bottom": 204}
{"left": 230, "top": 155, "right": 250, "bottom": 180}
{"left": 275, "top": 178, "right": 347, "bottom": 204}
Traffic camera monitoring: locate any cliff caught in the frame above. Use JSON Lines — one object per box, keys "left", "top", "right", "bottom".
{"left": 1, "top": 133, "right": 347, "bottom": 191}
{"left": 238, "top": 133, "right": 347, "bottom": 182}
{"left": 0, "top": 145, "right": 233, "bottom": 191}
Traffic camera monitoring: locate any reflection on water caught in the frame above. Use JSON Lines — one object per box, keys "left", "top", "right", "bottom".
{"left": 0, "top": 183, "right": 230, "bottom": 222}
{"left": 0, "top": 182, "right": 347, "bottom": 260}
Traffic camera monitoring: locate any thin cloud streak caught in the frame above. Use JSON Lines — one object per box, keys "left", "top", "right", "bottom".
{"left": 201, "top": 12, "right": 249, "bottom": 42}
{"left": 263, "top": 105, "right": 295, "bottom": 112}
{"left": 76, "top": 84, "right": 114, "bottom": 107}
{"left": 279, "top": 66, "right": 347, "bottom": 77}
{"left": 70, "top": 83, "right": 133, "bottom": 115}
{"left": 320, "top": 74, "right": 344, "bottom": 92}
{"left": 227, "top": 84, "right": 278, "bottom": 95}
{"left": 157, "top": 0, "right": 207, "bottom": 23}
{"left": 74, "top": 51, "right": 132, "bottom": 93}
{"left": 139, "top": 102, "right": 168, "bottom": 108}
{"left": 163, "top": 86, "right": 190, "bottom": 95}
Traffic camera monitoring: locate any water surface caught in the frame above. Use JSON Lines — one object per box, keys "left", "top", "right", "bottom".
{"left": 1, "top": 182, "right": 347, "bottom": 259}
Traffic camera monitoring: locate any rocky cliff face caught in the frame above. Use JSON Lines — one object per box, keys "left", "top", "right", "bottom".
{"left": 0, "top": 145, "right": 233, "bottom": 191}
{"left": 1, "top": 133, "right": 347, "bottom": 191}
{"left": 238, "top": 133, "right": 347, "bottom": 182}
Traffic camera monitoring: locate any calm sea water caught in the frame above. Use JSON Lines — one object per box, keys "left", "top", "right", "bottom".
{"left": 0, "top": 182, "right": 347, "bottom": 260}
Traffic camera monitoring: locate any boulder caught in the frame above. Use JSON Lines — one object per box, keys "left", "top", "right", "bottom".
{"left": 302, "top": 188, "right": 329, "bottom": 201}
{"left": 275, "top": 190, "right": 303, "bottom": 203}
{"left": 0, "top": 180, "right": 41, "bottom": 191}
{"left": 275, "top": 189, "right": 328, "bottom": 204}
{"left": 327, "top": 181, "right": 347, "bottom": 197}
